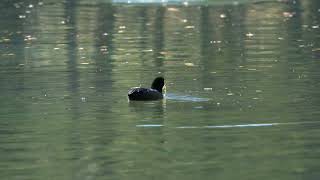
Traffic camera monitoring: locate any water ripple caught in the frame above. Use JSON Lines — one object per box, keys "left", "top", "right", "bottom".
{"left": 136, "top": 121, "right": 320, "bottom": 129}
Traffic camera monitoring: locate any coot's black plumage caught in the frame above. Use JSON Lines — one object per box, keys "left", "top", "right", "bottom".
{"left": 128, "top": 77, "right": 165, "bottom": 101}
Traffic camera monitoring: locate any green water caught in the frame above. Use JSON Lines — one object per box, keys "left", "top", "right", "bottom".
{"left": 1, "top": 0, "right": 320, "bottom": 179}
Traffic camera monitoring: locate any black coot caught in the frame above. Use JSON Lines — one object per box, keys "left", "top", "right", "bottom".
{"left": 128, "top": 77, "right": 165, "bottom": 101}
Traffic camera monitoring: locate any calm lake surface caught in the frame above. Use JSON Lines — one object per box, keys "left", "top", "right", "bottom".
{"left": 1, "top": 0, "right": 320, "bottom": 179}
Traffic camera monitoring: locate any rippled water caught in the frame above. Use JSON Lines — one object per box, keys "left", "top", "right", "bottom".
{"left": 1, "top": 0, "right": 320, "bottom": 179}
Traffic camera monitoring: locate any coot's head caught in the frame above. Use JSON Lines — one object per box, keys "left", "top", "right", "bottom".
{"left": 151, "top": 77, "right": 165, "bottom": 93}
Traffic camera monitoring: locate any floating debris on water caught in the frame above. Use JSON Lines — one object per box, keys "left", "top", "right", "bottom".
{"left": 142, "top": 49, "right": 153, "bottom": 52}
{"left": 204, "top": 88, "right": 213, "bottom": 91}
{"left": 185, "top": 26, "right": 195, "bottom": 29}
{"left": 210, "top": 40, "right": 221, "bottom": 44}
{"left": 246, "top": 32, "right": 254, "bottom": 37}
{"left": 100, "top": 46, "right": 108, "bottom": 53}
{"left": 283, "top": 11, "right": 295, "bottom": 18}
{"left": 220, "top": 14, "right": 226, "bottom": 18}
{"left": 167, "top": 7, "right": 179, "bottom": 12}
{"left": 19, "top": 15, "right": 26, "bottom": 19}
{"left": 2, "top": 53, "right": 15, "bottom": 56}
{"left": 248, "top": 68, "right": 257, "bottom": 71}
{"left": 184, "top": 62, "right": 195, "bottom": 66}
{"left": 24, "top": 35, "right": 37, "bottom": 41}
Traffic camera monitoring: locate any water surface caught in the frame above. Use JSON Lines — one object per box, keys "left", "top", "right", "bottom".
{"left": 1, "top": 0, "right": 320, "bottom": 179}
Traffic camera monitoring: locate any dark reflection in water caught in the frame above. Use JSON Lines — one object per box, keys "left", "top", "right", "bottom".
{"left": 0, "top": 0, "right": 320, "bottom": 180}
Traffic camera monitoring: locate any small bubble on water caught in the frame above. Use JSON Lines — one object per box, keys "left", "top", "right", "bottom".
{"left": 81, "top": 97, "right": 86, "bottom": 102}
